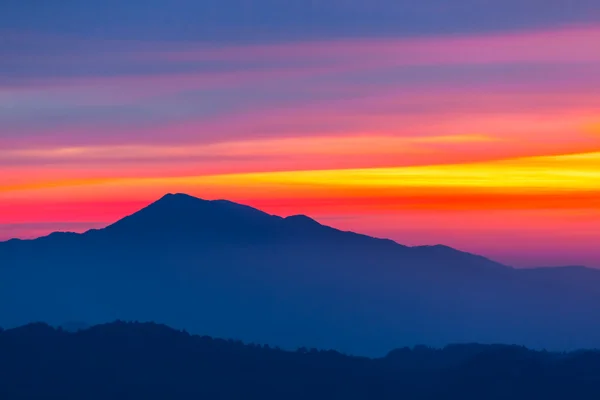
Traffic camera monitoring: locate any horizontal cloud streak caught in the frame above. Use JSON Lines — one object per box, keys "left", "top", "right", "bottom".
{"left": 2, "top": 26, "right": 599, "bottom": 156}
{"left": 5, "top": 26, "right": 600, "bottom": 82}
{"left": 2, "top": 0, "right": 600, "bottom": 42}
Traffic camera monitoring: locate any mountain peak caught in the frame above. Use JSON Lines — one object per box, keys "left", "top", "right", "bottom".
{"left": 154, "top": 192, "right": 207, "bottom": 205}
{"left": 285, "top": 214, "right": 321, "bottom": 226}
{"left": 102, "top": 193, "right": 280, "bottom": 238}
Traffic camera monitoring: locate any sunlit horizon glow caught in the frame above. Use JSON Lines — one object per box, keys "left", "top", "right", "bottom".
{"left": 2, "top": 17, "right": 600, "bottom": 268}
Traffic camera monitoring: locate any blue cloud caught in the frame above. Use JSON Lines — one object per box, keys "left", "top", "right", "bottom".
{"left": 2, "top": 0, "right": 599, "bottom": 42}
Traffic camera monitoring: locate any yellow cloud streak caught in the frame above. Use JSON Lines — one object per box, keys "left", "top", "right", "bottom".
{"left": 2, "top": 150, "right": 599, "bottom": 199}
{"left": 171, "top": 151, "right": 600, "bottom": 191}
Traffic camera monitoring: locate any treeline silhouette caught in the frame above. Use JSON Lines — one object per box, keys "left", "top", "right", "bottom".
{"left": 1, "top": 321, "right": 599, "bottom": 399}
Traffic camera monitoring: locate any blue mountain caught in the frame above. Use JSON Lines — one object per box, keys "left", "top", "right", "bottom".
{"left": 1, "top": 193, "right": 599, "bottom": 355}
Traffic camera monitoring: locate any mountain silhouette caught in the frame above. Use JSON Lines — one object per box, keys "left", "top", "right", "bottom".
{"left": 1, "top": 193, "right": 600, "bottom": 355}
{"left": 3, "top": 321, "right": 600, "bottom": 400}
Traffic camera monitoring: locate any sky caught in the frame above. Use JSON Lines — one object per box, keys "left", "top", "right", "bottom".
{"left": 1, "top": 0, "right": 599, "bottom": 267}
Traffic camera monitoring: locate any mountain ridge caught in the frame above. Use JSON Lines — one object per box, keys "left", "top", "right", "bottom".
{"left": 0, "top": 193, "right": 508, "bottom": 270}
{"left": 4, "top": 321, "right": 600, "bottom": 399}
{"left": 2, "top": 192, "right": 600, "bottom": 355}
{"left": 0, "top": 193, "right": 589, "bottom": 272}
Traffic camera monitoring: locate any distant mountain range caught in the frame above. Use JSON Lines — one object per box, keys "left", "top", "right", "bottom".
{"left": 1, "top": 193, "right": 600, "bottom": 355}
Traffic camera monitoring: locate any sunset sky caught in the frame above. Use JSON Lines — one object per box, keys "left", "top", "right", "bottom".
{"left": 1, "top": 0, "right": 599, "bottom": 267}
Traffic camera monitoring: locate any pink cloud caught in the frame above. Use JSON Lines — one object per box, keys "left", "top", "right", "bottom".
{"left": 3, "top": 81, "right": 599, "bottom": 157}
{"left": 124, "top": 25, "right": 600, "bottom": 66}
{"left": 6, "top": 25, "right": 600, "bottom": 94}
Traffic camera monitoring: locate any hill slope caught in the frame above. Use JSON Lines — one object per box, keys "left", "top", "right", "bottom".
{"left": 1, "top": 321, "right": 600, "bottom": 400}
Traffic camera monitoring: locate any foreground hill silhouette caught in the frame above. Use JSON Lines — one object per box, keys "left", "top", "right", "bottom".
{"left": 2, "top": 193, "right": 600, "bottom": 355}
{"left": 1, "top": 321, "right": 600, "bottom": 400}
